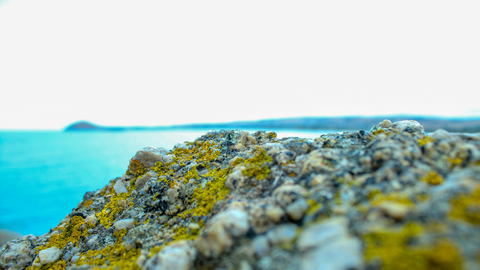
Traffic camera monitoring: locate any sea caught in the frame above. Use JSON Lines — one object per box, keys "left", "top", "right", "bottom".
{"left": 0, "top": 128, "right": 337, "bottom": 236}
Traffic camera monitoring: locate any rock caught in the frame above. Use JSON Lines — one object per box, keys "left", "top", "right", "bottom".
{"left": 266, "top": 224, "right": 298, "bottom": 245}
{"left": 143, "top": 240, "right": 196, "bottom": 270}
{"left": 252, "top": 235, "right": 270, "bottom": 257}
{"left": 37, "top": 246, "right": 62, "bottom": 265}
{"left": 297, "top": 217, "right": 349, "bottom": 252}
{"left": 301, "top": 237, "right": 363, "bottom": 270}
{"left": 136, "top": 172, "right": 157, "bottom": 191}
{"left": 114, "top": 219, "right": 136, "bottom": 231}
{"left": 114, "top": 180, "right": 128, "bottom": 195}
{"left": 0, "top": 236, "right": 36, "bottom": 270}
{"left": 4, "top": 121, "right": 480, "bottom": 270}
{"left": 195, "top": 209, "right": 249, "bottom": 258}
{"left": 392, "top": 120, "right": 425, "bottom": 135}
{"left": 285, "top": 198, "right": 309, "bottom": 220}
{"left": 131, "top": 146, "right": 170, "bottom": 170}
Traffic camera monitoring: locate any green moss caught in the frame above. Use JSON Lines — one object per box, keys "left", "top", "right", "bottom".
{"left": 364, "top": 223, "right": 463, "bottom": 270}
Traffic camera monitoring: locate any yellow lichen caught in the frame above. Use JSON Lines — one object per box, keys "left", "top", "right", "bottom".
{"left": 83, "top": 199, "right": 94, "bottom": 209}
{"left": 364, "top": 223, "right": 463, "bottom": 270}
{"left": 418, "top": 136, "right": 436, "bottom": 147}
{"left": 76, "top": 229, "right": 140, "bottom": 270}
{"left": 191, "top": 167, "right": 231, "bottom": 216}
{"left": 240, "top": 148, "right": 272, "bottom": 181}
{"left": 370, "top": 192, "right": 415, "bottom": 207}
{"left": 38, "top": 216, "right": 87, "bottom": 251}
{"left": 450, "top": 184, "right": 480, "bottom": 224}
{"left": 421, "top": 171, "right": 444, "bottom": 185}
{"left": 96, "top": 193, "right": 130, "bottom": 229}
{"left": 129, "top": 159, "right": 146, "bottom": 176}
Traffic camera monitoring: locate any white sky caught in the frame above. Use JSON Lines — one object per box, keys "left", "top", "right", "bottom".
{"left": 1, "top": 0, "right": 479, "bottom": 130}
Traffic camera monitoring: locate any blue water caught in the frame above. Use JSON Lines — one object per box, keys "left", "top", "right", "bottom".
{"left": 0, "top": 129, "right": 331, "bottom": 236}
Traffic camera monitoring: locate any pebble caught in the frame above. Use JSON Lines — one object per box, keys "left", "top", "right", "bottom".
{"left": 113, "top": 180, "right": 128, "bottom": 195}
{"left": 297, "top": 217, "right": 349, "bottom": 252}
{"left": 143, "top": 240, "right": 196, "bottom": 270}
{"left": 266, "top": 224, "right": 298, "bottom": 245}
{"left": 195, "top": 209, "right": 249, "bottom": 258}
{"left": 37, "top": 246, "right": 62, "bottom": 265}
{"left": 114, "top": 219, "right": 136, "bottom": 231}
{"left": 301, "top": 237, "right": 363, "bottom": 270}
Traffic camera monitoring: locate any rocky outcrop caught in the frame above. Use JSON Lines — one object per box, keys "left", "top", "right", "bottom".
{"left": 2, "top": 120, "right": 480, "bottom": 270}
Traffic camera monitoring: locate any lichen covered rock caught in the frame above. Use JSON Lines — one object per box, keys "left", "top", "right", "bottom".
{"left": 1, "top": 121, "right": 480, "bottom": 270}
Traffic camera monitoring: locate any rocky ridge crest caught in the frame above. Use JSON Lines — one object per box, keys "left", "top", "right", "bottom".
{"left": 2, "top": 120, "right": 480, "bottom": 270}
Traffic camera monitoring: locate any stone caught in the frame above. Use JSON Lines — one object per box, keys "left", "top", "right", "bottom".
{"left": 297, "top": 217, "right": 349, "bottom": 252}
{"left": 266, "top": 224, "right": 298, "bottom": 245}
{"left": 114, "top": 219, "right": 136, "bottom": 231}
{"left": 143, "top": 240, "right": 196, "bottom": 270}
{"left": 136, "top": 172, "right": 157, "bottom": 191}
{"left": 0, "top": 237, "right": 36, "bottom": 270}
{"left": 252, "top": 235, "right": 270, "bottom": 257}
{"left": 38, "top": 246, "right": 62, "bottom": 265}
{"left": 195, "top": 209, "right": 249, "bottom": 258}
{"left": 301, "top": 237, "right": 363, "bottom": 270}
{"left": 131, "top": 146, "right": 170, "bottom": 169}
{"left": 114, "top": 180, "right": 128, "bottom": 195}
{"left": 285, "top": 198, "right": 309, "bottom": 221}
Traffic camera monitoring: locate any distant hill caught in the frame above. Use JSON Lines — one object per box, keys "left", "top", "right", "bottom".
{"left": 65, "top": 116, "right": 480, "bottom": 133}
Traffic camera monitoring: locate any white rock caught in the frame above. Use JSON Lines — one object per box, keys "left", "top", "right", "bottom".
{"left": 85, "top": 214, "right": 97, "bottom": 225}
{"left": 114, "top": 219, "right": 136, "bottom": 231}
{"left": 252, "top": 235, "right": 270, "bottom": 257}
{"left": 267, "top": 224, "right": 298, "bottom": 245}
{"left": 38, "top": 247, "right": 62, "bottom": 265}
{"left": 143, "top": 240, "right": 196, "bottom": 270}
{"left": 195, "top": 209, "right": 249, "bottom": 258}
{"left": 273, "top": 185, "right": 307, "bottom": 208}
{"left": 301, "top": 237, "right": 363, "bottom": 270}
{"left": 132, "top": 146, "right": 170, "bottom": 168}
{"left": 297, "top": 217, "right": 349, "bottom": 252}
{"left": 71, "top": 254, "right": 80, "bottom": 263}
{"left": 286, "top": 198, "right": 309, "bottom": 221}
{"left": 113, "top": 180, "right": 128, "bottom": 195}
{"left": 392, "top": 120, "right": 425, "bottom": 135}
{"left": 0, "top": 238, "right": 36, "bottom": 270}
{"left": 225, "top": 167, "right": 247, "bottom": 190}
{"left": 135, "top": 171, "right": 157, "bottom": 191}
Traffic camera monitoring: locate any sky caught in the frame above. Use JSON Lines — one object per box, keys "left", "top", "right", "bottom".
{"left": 0, "top": 0, "right": 479, "bottom": 130}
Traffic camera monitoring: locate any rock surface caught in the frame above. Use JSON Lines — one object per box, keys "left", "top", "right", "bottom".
{"left": 2, "top": 120, "right": 480, "bottom": 270}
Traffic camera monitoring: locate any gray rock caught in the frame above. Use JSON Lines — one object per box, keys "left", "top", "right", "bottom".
{"left": 114, "top": 180, "right": 128, "bottom": 195}
{"left": 143, "top": 240, "right": 196, "bottom": 270}
{"left": 0, "top": 237, "right": 36, "bottom": 270}
{"left": 301, "top": 237, "right": 363, "bottom": 270}
{"left": 114, "top": 219, "right": 136, "bottom": 231}
{"left": 267, "top": 224, "right": 298, "bottom": 245}
{"left": 297, "top": 217, "right": 349, "bottom": 252}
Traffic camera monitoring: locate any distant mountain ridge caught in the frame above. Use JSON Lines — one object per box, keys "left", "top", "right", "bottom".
{"left": 65, "top": 116, "right": 480, "bottom": 133}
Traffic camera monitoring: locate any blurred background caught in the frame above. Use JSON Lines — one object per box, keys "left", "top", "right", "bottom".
{"left": 1, "top": 0, "right": 479, "bottom": 240}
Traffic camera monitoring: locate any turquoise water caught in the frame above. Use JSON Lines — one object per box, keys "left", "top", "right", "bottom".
{"left": 0, "top": 129, "right": 331, "bottom": 236}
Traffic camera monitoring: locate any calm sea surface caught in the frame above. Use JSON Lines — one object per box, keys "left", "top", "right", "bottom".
{"left": 0, "top": 129, "right": 336, "bottom": 236}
